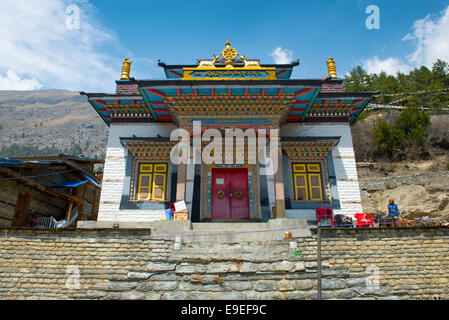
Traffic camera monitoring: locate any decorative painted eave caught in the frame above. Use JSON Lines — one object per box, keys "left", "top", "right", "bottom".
{"left": 282, "top": 139, "right": 338, "bottom": 160}
{"left": 303, "top": 91, "right": 378, "bottom": 123}
{"left": 137, "top": 80, "right": 323, "bottom": 124}
{"left": 80, "top": 92, "right": 154, "bottom": 126}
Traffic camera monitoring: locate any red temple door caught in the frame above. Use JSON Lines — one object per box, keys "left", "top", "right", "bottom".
{"left": 211, "top": 168, "right": 249, "bottom": 220}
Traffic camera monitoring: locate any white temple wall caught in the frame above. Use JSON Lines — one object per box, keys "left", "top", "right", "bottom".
{"left": 280, "top": 122, "right": 362, "bottom": 219}
{"left": 97, "top": 123, "right": 177, "bottom": 222}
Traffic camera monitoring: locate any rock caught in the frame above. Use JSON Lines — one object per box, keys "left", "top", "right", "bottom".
{"left": 127, "top": 272, "right": 152, "bottom": 280}
{"left": 106, "top": 281, "right": 138, "bottom": 291}
{"left": 291, "top": 262, "right": 305, "bottom": 272}
{"left": 151, "top": 281, "right": 178, "bottom": 291}
{"left": 334, "top": 289, "right": 356, "bottom": 299}
{"left": 231, "top": 281, "right": 252, "bottom": 291}
{"left": 297, "top": 280, "right": 314, "bottom": 290}
{"left": 161, "top": 292, "right": 190, "bottom": 300}
{"left": 206, "top": 263, "right": 231, "bottom": 274}
{"left": 321, "top": 279, "right": 346, "bottom": 290}
{"left": 285, "top": 291, "right": 305, "bottom": 300}
{"left": 272, "top": 261, "right": 293, "bottom": 272}
{"left": 145, "top": 292, "right": 162, "bottom": 300}
{"left": 439, "top": 198, "right": 449, "bottom": 211}
{"left": 210, "top": 292, "right": 244, "bottom": 300}
{"left": 276, "top": 279, "right": 296, "bottom": 291}
{"left": 147, "top": 262, "right": 176, "bottom": 272}
{"left": 238, "top": 262, "right": 258, "bottom": 273}
{"left": 175, "top": 265, "right": 195, "bottom": 274}
{"left": 120, "top": 291, "right": 145, "bottom": 300}
{"left": 254, "top": 280, "right": 277, "bottom": 292}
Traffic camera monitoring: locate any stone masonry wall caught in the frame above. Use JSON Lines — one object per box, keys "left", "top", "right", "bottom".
{"left": 0, "top": 227, "right": 448, "bottom": 300}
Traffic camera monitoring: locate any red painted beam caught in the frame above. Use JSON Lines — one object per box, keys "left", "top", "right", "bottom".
{"left": 278, "top": 88, "right": 283, "bottom": 96}
{"left": 150, "top": 101, "right": 165, "bottom": 106}
{"left": 275, "top": 69, "right": 289, "bottom": 77}
{"left": 168, "top": 70, "right": 183, "bottom": 78}
{"left": 261, "top": 88, "right": 265, "bottom": 96}
{"left": 294, "top": 87, "right": 315, "bottom": 97}
{"left": 211, "top": 88, "right": 214, "bottom": 96}
{"left": 352, "top": 99, "right": 366, "bottom": 105}
{"left": 176, "top": 88, "right": 181, "bottom": 96}
{"left": 228, "top": 88, "right": 231, "bottom": 96}
{"left": 244, "top": 88, "right": 248, "bottom": 96}
{"left": 194, "top": 88, "right": 198, "bottom": 97}
{"left": 145, "top": 88, "right": 166, "bottom": 98}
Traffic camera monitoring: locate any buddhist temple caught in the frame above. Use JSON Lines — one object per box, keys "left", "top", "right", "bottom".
{"left": 81, "top": 40, "right": 376, "bottom": 225}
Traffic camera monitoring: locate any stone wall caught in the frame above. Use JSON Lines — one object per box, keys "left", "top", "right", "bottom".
{"left": 0, "top": 227, "right": 448, "bottom": 300}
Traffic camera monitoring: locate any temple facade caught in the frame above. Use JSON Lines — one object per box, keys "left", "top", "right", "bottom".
{"left": 82, "top": 40, "right": 375, "bottom": 224}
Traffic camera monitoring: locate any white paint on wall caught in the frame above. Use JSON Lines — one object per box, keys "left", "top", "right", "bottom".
{"left": 98, "top": 123, "right": 177, "bottom": 222}
{"left": 281, "top": 122, "right": 362, "bottom": 219}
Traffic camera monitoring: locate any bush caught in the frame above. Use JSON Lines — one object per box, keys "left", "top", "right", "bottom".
{"left": 446, "top": 162, "right": 449, "bottom": 171}
{"left": 371, "top": 107, "right": 431, "bottom": 160}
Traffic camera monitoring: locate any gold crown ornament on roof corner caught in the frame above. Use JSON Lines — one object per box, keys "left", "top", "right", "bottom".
{"left": 120, "top": 57, "right": 132, "bottom": 80}
{"left": 326, "top": 57, "right": 338, "bottom": 79}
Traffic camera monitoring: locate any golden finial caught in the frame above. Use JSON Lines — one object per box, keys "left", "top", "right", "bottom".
{"left": 120, "top": 58, "right": 132, "bottom": 80}
{"left": 220, "top": 39, "right": 239, "bottom": 68}
{"left": 326, "top": 57, "right": 337, "bottom": 79}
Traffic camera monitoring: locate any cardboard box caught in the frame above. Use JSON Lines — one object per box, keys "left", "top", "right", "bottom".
{"left": 173, "top": 210, "right": 189, "bottom": 220}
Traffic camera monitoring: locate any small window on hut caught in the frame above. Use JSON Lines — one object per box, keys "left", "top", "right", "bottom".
{"left": 137, "top": 163, "right": 168, "bottom": 201}
{"left": 292, "top": 163, "right": 324, "bottom": 201}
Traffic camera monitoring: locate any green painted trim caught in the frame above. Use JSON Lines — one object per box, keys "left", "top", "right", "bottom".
{"left": 139, "top": 88, "right": 158, "bottom": 121}
{"left": 88, "top": 99, "right": 110, "bottom": 127}
{"left": 300, "top": 88, "right": 321, "bottom": 122}
{"left": 350, "top": 98, "right": 372, "bottom": 124}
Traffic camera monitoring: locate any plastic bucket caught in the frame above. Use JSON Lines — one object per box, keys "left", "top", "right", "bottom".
{"left": 166, "top": 209, "right": 173, "bottom": 221}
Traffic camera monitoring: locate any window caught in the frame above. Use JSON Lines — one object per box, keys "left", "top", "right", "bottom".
{"left": 137, "top": 163, "right": 168, "bottom": 201}
{"left": 292, "top": 163, "right": 324, "bottom": 201}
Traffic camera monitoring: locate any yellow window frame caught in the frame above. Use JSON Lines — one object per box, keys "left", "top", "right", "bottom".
{"left": 136, "top": 162, "right": 168, "bottom": 201}
{"left": 308, "top": 173, "right": 323, "bottom": 201}
{"left": 151, "top": 173, "right": 167, "bottom": 201}
{"left": 137, "top": 173, "right": 152, "bottom": 201}
{"left": 293, "top": 173, "right": 309, "bottom": 201}
{"left": 292, "top": 162, "right": 324, "bottom": 202}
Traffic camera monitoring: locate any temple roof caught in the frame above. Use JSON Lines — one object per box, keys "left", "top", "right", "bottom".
{"left": 81, "top": 40, "right": 378, "bottom": 126}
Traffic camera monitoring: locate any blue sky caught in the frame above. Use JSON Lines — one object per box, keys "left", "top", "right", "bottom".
{"left": 1, "top": 0, "right": 449, "bottom": 92}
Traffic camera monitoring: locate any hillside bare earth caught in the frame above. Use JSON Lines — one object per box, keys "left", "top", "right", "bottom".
{"left": 0, "top": 90, "right": 108, "bottom": 159}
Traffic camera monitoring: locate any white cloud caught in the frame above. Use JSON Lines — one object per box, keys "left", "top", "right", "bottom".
{"left": 270, "top": 47, "right": 293, "bottom": 64}
{"left": 362, "top": 5, "right": 449, "bottom": 75}
{"left": 0, "top": 0, "right": 130, "bottom": 92}
{"left": 0, "top": 70, "right": 43, "bottom": 90}
{"left": 405, "top": 6, "right": 449, "bottom": 66}
{"left": 362, "top": 56, "right": 412, "bottom": 75}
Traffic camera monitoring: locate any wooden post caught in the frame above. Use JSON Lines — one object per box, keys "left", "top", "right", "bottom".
{"left": 274, "top": 147, "right": 285, "bottom": 218}
{"left": 317, "top": 226, "right": 322, "bottom": 300}
{"left": 176, "top": 162, "right": 187, "bottom": 201}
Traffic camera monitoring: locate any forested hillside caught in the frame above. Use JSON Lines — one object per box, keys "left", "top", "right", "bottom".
{"left": 345, "top": 59, "right": 449, "bottom": 163}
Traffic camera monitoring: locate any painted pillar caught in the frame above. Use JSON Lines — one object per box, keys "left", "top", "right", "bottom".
{"left": 176, "top": 162, "right": 187, "bottom": 201}
{"left": 274, "top": 147, "right": 286, "bottom": 218}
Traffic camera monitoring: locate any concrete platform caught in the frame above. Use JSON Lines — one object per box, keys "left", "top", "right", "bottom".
{"left": 77, "top": 218, "right": 311, "bottom": 242}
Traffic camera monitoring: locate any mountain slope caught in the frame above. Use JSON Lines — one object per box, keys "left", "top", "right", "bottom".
{"left": 0, "top": 90, "right": 108, "bottom": 159}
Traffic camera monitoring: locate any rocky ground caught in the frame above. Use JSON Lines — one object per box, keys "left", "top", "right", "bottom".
{"left": 358, "top": 156, "right": 449, "bottom": 219}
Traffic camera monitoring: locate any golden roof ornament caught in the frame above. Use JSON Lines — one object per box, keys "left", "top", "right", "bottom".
{"left": 220, "top": 39, "right": 239, "bottom": 68}
{"left": 120, "top": 57, "right": 132, "bottom": 80}
{"left": 326, "top": 57, "right": 338, "bottom": 79}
